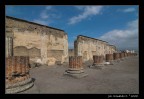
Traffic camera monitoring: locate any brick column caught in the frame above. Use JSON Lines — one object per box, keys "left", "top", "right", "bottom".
{"left": 119, "top": 53, "right": 124, "bottom": 61}
{"left": 134, "top": 53, "right": 137, "bottom": 56}
{"left": 21, "top": 56, "right": 26, "bottom": 75}
{"left": 127, "top": 52, "right": 131, "bottom": 57}
{"left": 65, "top": 56, "right": 88, "bottom": 78}
{"left": 25, "top": 56, "right": 30, "bottom": 74}
{"left": 6, "top": 56, "right": 34, "bottom": 94}
{"left": 90, "top": 55, "right": 104, "bottom": 69}
{"left": 123, "top": 52, "right": 126, "bottom": 58}
{"left": 113, "top": 53, "right": 120, "bottom": 62}
{"left": 105, "top": 54, "right": 113, "bottom": 65}
{"left": 125, "top": 53, "right": 128, "bottom": 57}
{"left": 6, "top": 37, "right": 8, "bottom": 57}
{"left": 16, "top": 56, "right": 22, "bottom": 75}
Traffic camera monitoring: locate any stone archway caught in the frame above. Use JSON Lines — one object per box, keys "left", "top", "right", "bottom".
{"left": 13, "top": 46, "right": 28, "bottom": 56}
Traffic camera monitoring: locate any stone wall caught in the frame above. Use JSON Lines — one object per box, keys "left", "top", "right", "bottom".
{"left": 6, "top": 16, "right": 68, "bottom": 65}
{"left": 74, "top": 35, "right": 117, "bottom": 62}
{"left": 13, "top": 46, "right": 41, "bottom": 57}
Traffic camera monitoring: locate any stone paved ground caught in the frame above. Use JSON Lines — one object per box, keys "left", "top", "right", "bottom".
{"left": 19, "top": 56, "right": 139, "bottom": 94}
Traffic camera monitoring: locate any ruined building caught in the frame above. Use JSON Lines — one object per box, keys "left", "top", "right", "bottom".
{"left": 74, "top": 35, "right": 117, "bottom": 61}
{"left": 6, "top": 16, "right": 68, "bottom": 65}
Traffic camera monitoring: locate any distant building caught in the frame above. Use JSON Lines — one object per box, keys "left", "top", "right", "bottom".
{"left": 74, "top": 35, "right": 117, "bottom": 61}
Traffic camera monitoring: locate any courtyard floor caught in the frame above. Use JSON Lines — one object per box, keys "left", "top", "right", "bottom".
{"left": 19, "top": 56, "right": 139, "bottom": 94}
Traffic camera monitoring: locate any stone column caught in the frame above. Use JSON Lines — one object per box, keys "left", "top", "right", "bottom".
{"left": 122, "top": 53, "right": 125, "bottom": 58}
{"left": 25, "top": 56, "right": 30, "bottom": 73}
{"left": 41, "top": 34, "right": 48, "bottom": 65}
{"left": 119, "top": 53, "right": 124, "bottom": 61}
{"left": 127, "top": 52, "right": 131, "bottom": 57}
{"left": 11, "top": 37, "right": 13, "bottom": 56}
{"left": 6, "top": 37, "right": 9, "bottom": 57}
{"left": 123, "top": 52, "right": 126, "bottom": 58}
{"left": 105, "top": 54, "right": 113, "bottom": 65}
{"left": 16, "top": 56, "right": 22, "bottom": 75}
{"left": 11, "top": 57, "right": 16, "bottom": 76}
{"left": 113, "top": 53, "right": 120, "bottom": 62}
{"left": 124, "top": 52, "right": 127, "bottom": 58}
{"left": 8, "top": 37, "right": 12, "bottom": 57}
{"left": 63, "top": 36, "right": 68, "bottom": 58}
{"left": 8, "top": 37, "right": 10, "bottom": 57}
{"left": 6, "top": 57, "right": 12, "bottom": 80}
{"left": 6, "top": 56, "right": 34, "bottom": 94}
{"left": 90, "top": 55, "right": 104, "bottom": 69}
{"left": 88, "top": 42, "right": 92, "bottom": 60}
{"left": 21, "top": 56, "right": 26, "bottom": 75}
{"left": 64, "top": 56, "right": 88, "bottom": 78}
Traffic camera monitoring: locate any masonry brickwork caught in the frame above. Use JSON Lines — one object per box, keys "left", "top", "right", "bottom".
{"left": 6, "top": 16, "right": 68, "bottom": 65}
{"left": 74, "top": 35, "right": 117, "bottom": 62}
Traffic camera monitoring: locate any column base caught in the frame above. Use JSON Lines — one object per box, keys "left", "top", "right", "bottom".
{"left": 89, "top": 63, "right": 104, "bottom": 69}
{"left": 64, "top": 69, "right": 88, "bottom": 78}
{"left": 6, "top": 78, "right": 34, "bottom": 94}
{"left": 113, "top": 59, "right": 121, "bottom": 63}
{"left": 120, "top": 58, "right": 124, "bottom": 61}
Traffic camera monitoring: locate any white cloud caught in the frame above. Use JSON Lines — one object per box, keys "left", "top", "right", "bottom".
{"left": 46, "top": 6, "right": 52, "bottom": 10}
{"left": 123, "top": 8, "right": 136, "bottom": 12}
{"left": 40, "top": 6, "right": 53, "bottom": 19}
{"left": 69, "top": 6, "right": 103, "bottom": 25}
{"left": 40, "top": 10, "right": 49, "bottom": 19}
{"left": 33, "top": 19, "right": 49, "bottom": 25}
{"left": 75, "top": 6, "right": 85, "bottom": 10}
{"left": 33, "top": 6, "right": 56, "bottom": 25}
{"left": 99, "top": 19, "right": 138, "bottom": 51}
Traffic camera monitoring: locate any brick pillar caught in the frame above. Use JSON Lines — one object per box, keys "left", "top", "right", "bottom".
{"left": 6, "top": 37, "right": 9, "bottom": 57}
{"left": 127, "top": 52, "right": 131, "bottom": 57}
{"left": 21, "top": 56, "right": 26, "bottom": 75}
{"left": 65, "top": 56, "right": 88, "bottom": 78}
{"left": 25, "top": 56, "right": 30, "bottom": 74}
{"left": 122, "top": 53, "right": 125, "bottom": 58}
{"left": 123, "top": 52, "right": 126, "bottom": 58}
{"left": 122, "top": 53, "right": 125, "bottom": 59}
{"left": 93, "top": 55, "right": 99, "bottom": 64}
{"left": 69, "top": 57, "right": 73, "bottom": 68}
{"left": 113, "top": 53, "right": 120, "bottom": 62}
{"left": 93, "top": 55, "right": 104, "bottom": 64}
{"left": 105, "top": 54, "right": 113, "bottom": 65}
{"left": 119, "top": 53, "right": 124, "bottom": 61}
{"left": 6, "top": 56, "right": 34, "bottom": 94}
{"left": 68, "top": 56, "right": 83, "bottom": 70}
{"left": 11, "top": 57, "right": 17, "bottom": 75}
{"left": 125, "top": 53, "right": 128, "bottom": 57}
{"left": 90, "top": 55, "right": 104, "bottom": 69}
{"left": 6, "top": 57, "right": 12, "bottom": 80}
{"left": 16, "top": 56, "right": 22, "bottom": 75}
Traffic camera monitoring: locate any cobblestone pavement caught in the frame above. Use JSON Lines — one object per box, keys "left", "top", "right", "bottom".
{"left": 19, "top": 56, "right": 139, "bottom": 94}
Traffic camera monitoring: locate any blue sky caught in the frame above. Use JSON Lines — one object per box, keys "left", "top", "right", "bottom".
{"left": 6, "top": 5, "right": 139, "bottom": 51}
